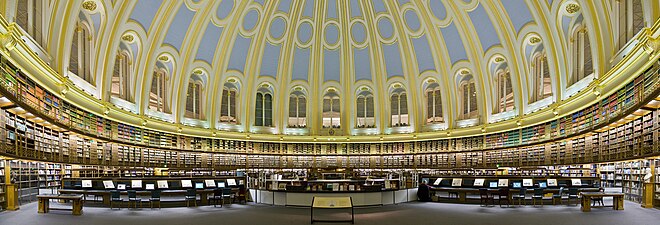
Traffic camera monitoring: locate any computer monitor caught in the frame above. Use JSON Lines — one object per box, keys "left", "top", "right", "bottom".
{"left": 489, "top": 182, "right": 498, "bottom": 188}
{"left": 539, "top": 182, "right": 547, "bottom": 188}
{"left": 145, "top": 184, "right": 155, "bottom": 190}
{"left": 513, "top": 182, "right": 522, "bottom": 188}
{"left": 117, "top": 184, "right": 126, "bottom": 190}
{"left": 195, "top": 183, "right": 204, "bottom": 189}
{"left": 217, "top": 182, "right": 226, "bottom": 188}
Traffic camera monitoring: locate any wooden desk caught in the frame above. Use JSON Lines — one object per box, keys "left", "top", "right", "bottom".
{"left": 580, "top": 192, "right": 624, "bottom": 212}
{"left": 311, "top": 196, "right": 354, "bottom": 224}
{"left": 37, "top": 194, "right": 84, "bottom": 216}
{"left": 58, "top": 189, "right": 217, "bottom": 206}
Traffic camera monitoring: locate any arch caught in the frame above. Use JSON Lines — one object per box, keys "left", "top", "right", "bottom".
{"left": 184, "top": 73, "right": 206, "bottom": 120}
{"left": 356, "top": 87, "right": 375, "bottom": 128}
{"left": 219, "top": 79, "right": 240, "bottom": 124}
{"left": 288, "top": 86, "right": 307, "bottom": 128}
{"left": 424, "top": 79, "right": 444, "bottom": 124}
{"left": 255, "top": 83, "right": 274, "bottom": 127}
{"left": 69, "top": 14, "right": 95, "bottom": 85}
{"left": 567, "top": 19, "right": 593, "bottom": 87}
{"left": 110, "top": 50, "right": 132, "bottom": 101}
{"left": 493, "top": 65, "right": 513, "bottom": 113}
{"left": 389, "top": 83, "right": 408, "bottom": 127}
{"left": 458, "top": 74, "right": 478, "bottom": 120}
{"left": 322, "top": 88, "right": 341, "bottom": 128}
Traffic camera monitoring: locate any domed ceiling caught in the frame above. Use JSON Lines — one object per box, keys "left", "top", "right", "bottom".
{"left": 7, "top": 0, "right": 658, "bottom": 138}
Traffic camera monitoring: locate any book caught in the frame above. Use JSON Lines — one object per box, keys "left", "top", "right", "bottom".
{"left": 205, "top": 180, "right": 216, "bottom": 188}
{"left": 498, "top": 179, "right": 509, "bottom": 187}
{"left": 81, "top": 180, "right": 92, "bottom": 188}
{"left": 452, "top": 178, "right": 462, "bottom": 187}
{"left": 473, "top": 178, "right": 485, "bottom": 186}
{"left": 522, "top": 179, "right": 533, "bottom": 187}
{"left": 157, "top": 180, "right": 169, "bottom": 189}
{"left": 145, "top": 184, "right": 155, "bottom": 190}
{"left": 547, "top": 179, "right": 557, "bottom": 187}
{"left": 131, "top": 180, "right": 142, "bottom": 189}
{"left": 181, "top": 180, "right": 193, "bottom": 188}
{"left": 433, "top": 178, "right": 442, "bottom": 186}
{"left": 103, "top": 180, "right": 115, "bottom": 189}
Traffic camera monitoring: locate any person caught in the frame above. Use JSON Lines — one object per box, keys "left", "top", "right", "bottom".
{"left": 417, "top": 181, "right": 432, "bottom": 202}
{"left": 592, "top": 187, "right": 604, "bottom": 206}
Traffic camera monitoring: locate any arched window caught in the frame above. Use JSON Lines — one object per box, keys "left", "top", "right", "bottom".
{"left": 322, "top": 90, "right": 341, "bottom": 128}
{"left": 529, "top": 52, "right": 552, "bottom": 103}
{"left": 356, "top": 89, "right": 375, "bottom": 128}
{"left": 460, "top": 76, "right": 478, "bottom": 120}
{"left": 288, "top": 89, "right": 307, "bottom": 128}
{"left": 15, "top": 0, "right": 44, "bottom": 46}
{"left": 568, "top": 23, "right": 593, "bottom": 86}
{"left": 494, "top": 69, "right": 514, "bottom": 113}
{"left": 255, "top": 90, "right": 273, "bottom": 127}
{"left": 615, "top": 0, "right": 645, "bottom": 50}
{"left": 69, "top": 19, "right": 93, "bottom": 84}
{"left": 220, "top": 87, "right": 238, "bottom": 124}
{"left": 390, "top": 87, "right": 408, "bottom": 127}
{"left": 149, "top": 69, "right": 169, "bottom": 113}
{"left": 185, "top": 82, "right": 203, "bottom": 119}
{"left": 426, "top": 84, "right": 443, "bottom": 124}
{"left": 111, "top": 52, "right": 131, "bottom": 100}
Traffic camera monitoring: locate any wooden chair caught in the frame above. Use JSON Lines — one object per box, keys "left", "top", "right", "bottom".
{"left": 497, "top": 188, "right": 510, "bottom": 207}
{"left": 532, "top": 188, "right": 544, "bottom": 207}
{"left": 479, "top": 188, "right": 494, "bottom": 206}
{"left": 222, "top": 188, "right": 233, "bottom": 205}
{"left": 512, "top": 188, "right": 527, "bottom": 206}
{"left": 209, "top": 188, "right": 223, "bottom": 207}
{"left": 128, "top": 190, "right": 142, "bottom": 208}
{"left": 110, "top": 190, "right": 122, "bottom": 210}
{"left": 552, "top": 187, "right": 564, "bottom": 205}
{"left": 568, "top": 188, "right": 579, "bottom": 206}
{"left": 185, "top": 189, "right": 197, "bottom": 207}
{"left": 235, "top": 186, "right": 247, "bottom": 204}
{"left": 149, "top": 190, "right": 161, "bottom": 209}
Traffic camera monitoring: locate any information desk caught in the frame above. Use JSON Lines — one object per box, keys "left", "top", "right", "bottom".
{"left": 37, "top": 194, "right": 84, "bottom": 215}
{"left": 252, "top": 189, "right": 417, "bottom": 207}
{"left": 580, "top": 192, "right": 625, "bottom": 212}
{"left": 311, "top": 197, "right": 354, "bottom": 224}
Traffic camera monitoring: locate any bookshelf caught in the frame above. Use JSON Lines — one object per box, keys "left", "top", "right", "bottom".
{"left": 9, "top": 160, "right": 39, "bottom": 204}
{"left": 0, "top": 159, "right": 5, "bottom": 210}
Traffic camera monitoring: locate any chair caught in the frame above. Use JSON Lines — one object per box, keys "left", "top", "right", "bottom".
{"left": 209, "top": 188, "right": 223, "bottom": 207}
{"left": 235, "top": 186, "right": 247, "bottom": 204}
{"left": 448, "top": 191, "right": 460, "bottom": 200}
{"left": 497, "top": 188, "right": 510, "bottom": 207}
{"left": 591, "top": 188, "right": 604, "bottom": 206}
{"left": 552, "top": 187, "right": 564, "bottom": 205}
{"left": 149, "top": 190, "right": 161, "bottom": 209}
{"left": 128, "top": 190, "right": 142, "bottom": 208}
{"left": 512, "top": 188, "right": 527, "bottom": 206}
{"left": 568, "top": 188, "right": 579, "bottom": 206}
{"left": 185, "top": 189, "right": 197, "bottom": 207}
{"left": 479, "top": 188, "right": 494, "bottom": 206}
{"left": 110, "top": 190, "right": 122, "bottom": 209}
{"left": 532, "top": 188, "right": 545, "bottom": 207}
{"left": 222, "top": 188, "right": 233, "bottom": 205}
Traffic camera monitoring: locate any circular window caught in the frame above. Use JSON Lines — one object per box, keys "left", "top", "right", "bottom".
{"left": 270, "top": 17, "right": 287, "bottom": 39}
{"left": 242, "top": 9, "right": 260, "bottom": 31}
{"left": 297, "top": 22, "right": 313, "bottom": 44}
{"left": 325, "top": 24, "right": 340, "bottom": 45}
{"left": 351, "top": 22, "right": 367, "bottom": 44}
{"left": 216, "top": 0, "right": 234, "bottom": 20}
{"left": 377, "top": 17, "right": 394, "bottom": 40}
